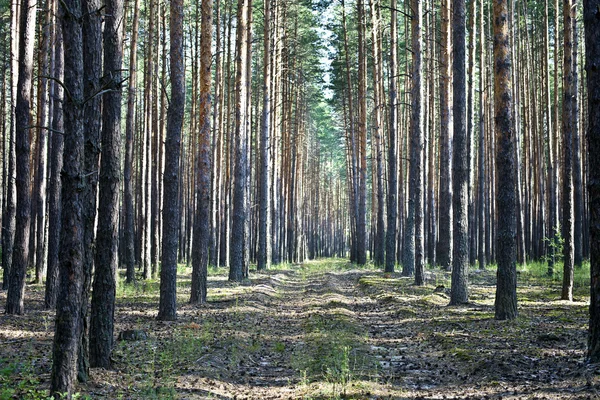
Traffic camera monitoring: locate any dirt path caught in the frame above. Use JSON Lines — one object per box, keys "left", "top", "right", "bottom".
{"left": 1, "top": 259, "right": 599, "bottom": 399}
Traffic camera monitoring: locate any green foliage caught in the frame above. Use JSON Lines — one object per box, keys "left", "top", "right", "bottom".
{"left": 542, "top": 225, "right": 565, "bottom": 267}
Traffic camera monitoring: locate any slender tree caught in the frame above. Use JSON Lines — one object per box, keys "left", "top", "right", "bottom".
{"left": 385, "top": 0, "right": 398, "bottom": 273}
{"left": 450, "top": 0, "right": 469, "bottom": 304}
{"left": 158, "top": 0, "right": 185, "bottom": 320}
{"left": 45, "top": 12, "right": 64, "bottom": 309}
{"left": 493, "top": 0, "right": 518, "bottom": 320}
{"left": 2, "top": 0, "right": 18, "bottom": 291}
{"left": 5, "top": 0, "right": 36, "bottom": 315}
{"left": 561, "top": 0, "right": 576, "bottom": 301}
{"left": 123, "top": 0, "right": 141, "bottom": 284}
{"left": 257, "top": 0, "right": 272, "bottom": 271}
{"left": 190, "top": 0, "right": 213, "bottom": 304}
{"left": 405, "top": 0, "right": 424, "bottom": 283}
{"left": 50, "top": 0, "right": 85, "bottom": 393}
{"left": 89, "top": 0, "right": 123, "bottom": 367}
{"left": 230, "top": 0, "right": 251, "bottom": 281}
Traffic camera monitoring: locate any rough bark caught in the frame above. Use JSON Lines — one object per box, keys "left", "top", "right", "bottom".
{"left": 385, "top": 0, "right": 398, "bottom": 274}
{"left": 158, "top": 0, "right": 184, "bottom": 320}
{"left": 2, "top": 0, "right": 18, "bottom": 291}
{"left": 356, "top": 0, "right": 367, "bottom": 266}
{"left": 405, "top": 0, "right": 424, "bottom": 283}
{"left": 124, "top": 0, "right": 141, "bottom": 284}
{"left": 561, "top": 0, "right": 575, "bottom": 301}
{"left": 191, "top": 0, "right": 212, "bottom": 304}
{"left": 493, "top": 0, "right": 518, "bottom": 320}
{"left": 50, "top": 0, "right": 85, "bottom": 395}
{"left": 450, "top": 0, "right": 470, "bottom": 304}
{"left": 229, "top": 0, "right": 251, "bottom": 282}
{"left": 45, "top": 16, "right": 64, "bottom": 309}
{"left": 34, "top": 0, "right": 52, "bottom": 284}
{"left": 585, "top": 0, "right": 600, "bottom": 363}
{"left": 89, "top": 0, "right": 123, "bottom": 367}
{"left": 257, "top": 0, "right": 272, "bottom": 272}
{"left": 5, "top": 0, "right": 36, "bottom": 315}
{"left": 437, "top": 0, "right": 453, "bottom": 271}
{"left": 77, "top": 0, "right": 102, "bottom": 381}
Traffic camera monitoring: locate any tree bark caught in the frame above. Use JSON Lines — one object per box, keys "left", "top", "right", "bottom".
{"left": 493, "top": 0, "right": 518, "bottom": 320}
{"left": 405, "top": 0, "right": 424, "bottom": 283}
{"left": 45, "top": 12, "right": 64, "bottom": 309}
{"left": 2, "top": 0, "right": 18, "bottom": 291}
{"left": 385, "top": 0, "right": 398, "bottom": 274}
{"left": 257, "top": 0, "right": 272, "bottom": 271}
{"left": 191, "top": 0, "right": 212, "bottom": 304}
{"left": 5, "top": 0, "right": 36, "bottom": 315}
{"left": 450, "top": 0, "right": 470, "bottom": 304}
{"left": 585, "top": 0, "right": 600, "bottom": 363}
{"left": 230, "top": 0, "right": 251, "bottom": 281}
{"left": 50, "top": 0, "right": 85, "bottom": 394}
{"left": 89, "top": 0, "right": 123, "bottom": 367}
{"left": 561, "top": 0, "right": 576, "bottom": 301}
{"left": 124, "top": 0, "right": 141, "bottom": 284}
{"left": 158, "top": 0, "right": 184, "bottom": 320}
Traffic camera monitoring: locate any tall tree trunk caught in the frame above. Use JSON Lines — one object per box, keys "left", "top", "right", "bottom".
{"left": 34, "top": 0, "right": 52, "bottom": 284}
{"left": 230, "top": 0, "right": 251, "bottom": 281}
{"left": 258, "top": 0, "right": 272, "bottom": 271}
{"left": 585, "top": 0, "right": 600, "bottom": 363}
{"left": 89, "top": 0, "right": 123, "bottom": 367}
{"left": 356, "top": 0, "right": 367, "bottom": 266}
{"left": 50, "top": 0, "right": 85, "bottom": 394}
{"left": 546, "top": 0, "right": 557, "bottom": 276}
{"left": 561, "top": 0, "right": 576, "bottom": 301}
{"left": 78, "top": 0, "right": 103, "bottom": 381}
{"left": 124, "top": 0, "right": 141, "bottom": 284}
{"left": 385, "top": 0, "right": 398, "bottom": 273}
{"left": 450, "top": 0, "right": 469, "bottom": 304}
{"left": 45, "top": 13, "right": 63, "bottom": 309}
{"left": 371, "top": 0, "right": 385, "bottom": 268}
{"left": 157, "top": 0, "right": 184, "bottom": 320}
{"left": 2, "top": 0, "right": 18, "bottom": 291}
{"left": 405, "top": 0, "right": 424, "bottom": 283}
{"left": 437, "top": 0, "right": 454, "bottom": 270}
{"left": 191, "top": 0, "right": 212, "bottom": 304}
{"left": 572, "top": 12, "right": 583, "bottom": 268}
{"left": 477, "top": 0, "right": 485, "bottom": 271}
{"left": 493, "top": 0, "right": 518, "bottom": 320}
{"left": 5, "top": 0, "right": 36, "bottom": 315}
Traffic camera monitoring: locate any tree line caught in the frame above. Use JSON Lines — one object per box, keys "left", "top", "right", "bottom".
{"left": 0, "top": 0, "right": 600, "bottom": 397}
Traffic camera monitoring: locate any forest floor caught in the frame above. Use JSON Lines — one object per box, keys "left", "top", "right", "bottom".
{"left": 0, "top": 258, "right": 599, "bottom": 399}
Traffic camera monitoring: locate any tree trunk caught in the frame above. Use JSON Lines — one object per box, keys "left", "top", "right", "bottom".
{"left": 230, "top": 0, "right": 251, "bottom": 282}
{"left": 34, "top": 0, "right": 52, "bottom": 284}
{"left": 385, "top": 0, "right": 398, "bottom": 274}
{"left": 5, "top": 0, "right": 36, "bottom": 315}
{"left": 561, "top": 0, "right": 576, "bottom": 301}
{"left": 450, "top": 0, "right": 469, "bottom": 304}
{"left": 572, "top": 12, "right": 583, "bottom": 268}
{"left": 124, "top": 0, "right": 141, "bottom": 284}
{"left": 158, "top": 0, "right": 184, "bottom": 320}
{"left": 50, "top": 0, "right": 85, "bottom": 394}
{"left": 356, "top": 0, "right": 367, "bottom": 266}
{"left": 44, "top": 13, "right": 63, "bottom": 309}
{"left": 585, "top": 0, "right": 600, "bottom": 363}
{"left": 405, "top": 0, "right": 424, "bottom": 283}
{"left": 191, "top": 0, "right": 212, "bottom": 304}
{"left": 89, "top": 0, "right": 123, "bottom": 367}
{"left": 2, "top": 0, "right": 18, "bottom": 291}
{"left": 493, "top": 0, "right": 518, "bottom": 320}
{"left": 78, "top": 0, "right": 103, "bottom": 381}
